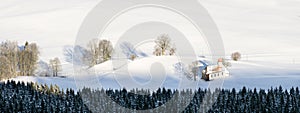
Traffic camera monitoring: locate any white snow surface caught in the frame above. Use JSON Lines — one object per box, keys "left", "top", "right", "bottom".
{"left": 1, "top": 0, "right": 300, "bottom": 91}
{"left": 10, "top": 56, "right": 300, "bottom": 92}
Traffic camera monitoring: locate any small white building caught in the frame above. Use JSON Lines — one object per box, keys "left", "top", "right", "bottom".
{"left": 201, "top": 58, "right": 229, "bottom": 81}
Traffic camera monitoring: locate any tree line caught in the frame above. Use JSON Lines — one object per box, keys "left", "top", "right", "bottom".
{"left": 0, "top": 41, "right": 39, "bottom": 80}
{"left": 64, "top": 34, "right": 177, "bottom": 67}
{"left": 64, "top": 39, "right": 113, "bottom": 67}
{"left": 0, "top": 80, "right": 299, "bottom": 112}
{"left": 0, "top": 41, "right": 62, "bottom": 79}
{"left": 0, "top": 80, "right": 91, "bottom": 112}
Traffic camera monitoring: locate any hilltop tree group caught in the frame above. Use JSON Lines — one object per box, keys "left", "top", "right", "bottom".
{"left": 0, "top": 41, "right": 39, "bottom": 80}
{"left": 87, "top": 39, "right": 113, "bottom": 66}
{"left": 153, "top": 34, "right": 176, "bottom": 56}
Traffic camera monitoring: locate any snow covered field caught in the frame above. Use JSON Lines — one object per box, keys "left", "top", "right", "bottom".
{"left": 1, "top": 0, "right": 300, "bottom": 91}
{"left": 10, "top": 55, "right": 300, "bottom": 92}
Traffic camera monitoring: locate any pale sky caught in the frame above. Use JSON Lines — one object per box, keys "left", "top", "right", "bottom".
{"left": 0, "top": 0, "right": 299, "bottom": 61}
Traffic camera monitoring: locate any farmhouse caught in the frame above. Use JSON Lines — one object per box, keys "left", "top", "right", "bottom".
{"left": 201, "top": 58, "right": 229, "bottom": 81}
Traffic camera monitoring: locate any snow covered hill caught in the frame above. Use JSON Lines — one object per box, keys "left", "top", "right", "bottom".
{"left": 10, "top": 55, "right": 300, "bottom": 92}
{"left": 1, "top": 0, "right": 300, "bottom": 91}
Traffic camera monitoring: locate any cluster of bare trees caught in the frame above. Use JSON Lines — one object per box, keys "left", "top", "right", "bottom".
{"left": 64, "top": 39, "right": 114, "bottom": 67}
{"left": 0, "top": 41, "right": 18, "bottom": 80}
{"left": 64, "top": 35, "right": 178, "bottom": 67}
{"left": 49, "top": 57, "right": 62, "bottom": 77}
{"left": 35, "top": 58, "right": 62, "bottom": 77}
{"left": 88, "top": 39, "right": 113, "bottom": 66}
{"left": 18, "top": 42, "right": 39, "bottom": 76}
{"left": 153, "top": 34, "right": 176, "bottom": 56}
{"left": 188, "top": 61, "right": 200, "bottom": 81}
{"left": 0, "top": 41, "right": 39, "bottom": 80}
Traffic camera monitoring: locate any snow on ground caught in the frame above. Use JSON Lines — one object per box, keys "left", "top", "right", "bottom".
{"left": 1, "top": 0, "right": 300, "bottom": 75}
{"left": 10, "top": 56, "right": 186, "bottom": 91}
{"left": 1, "top": 0, "right": 300, "bottom": 91}
{"left": 10, "top": 55, "right": 300, "bottom": 92}
{"left": 224, "top": 59, "right": 300, "bottom": 90}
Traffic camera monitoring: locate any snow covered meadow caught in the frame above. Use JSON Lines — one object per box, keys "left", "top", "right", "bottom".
{"left": 0, "top": 0, "right": 300, "bottom": 92}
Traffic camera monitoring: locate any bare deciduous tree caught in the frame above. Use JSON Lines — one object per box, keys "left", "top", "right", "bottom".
{"left": 49, "top": 57, "right": 62, "bottom": 77}
{"left": 0, "top": 41, "right": 39, "bottom": 79}
{"left": 65, "top": 39, "right": 113, "bottom": 67}
{"left": 18, "top": 42, "right": 39, "bottom": 76}
{"left": 88, "top": 39, "right": 100, "bottom": 65}
{"left": 27, "top": 43, "right": 39, "bottom": 75}
{"left": 129, "top": 54, "right": 137, "bottom": 60}
{"left": 153, "top": 34, "right": 176, "bottom": 56}
{"left": 154, "top": 34, "right": 171, "bottom": 56}
{"left": 85, "top": 39, "right": 114, "bottom": 66}
{"left": 169, "top": 47, "right": 176, "bottom": 56}
{"left": 153, "top": 48, "right": 162, "bottom": 56}
{"left": 0, "top": 41, "right": 18, "bottom": 78}
{"left": 231, "top": 52, "right": 241, "bottom": 61}
{"left": 188, "top": 61, "right": 199, "bottom": 81}
{"left": 98, "top": 39, "right": 113, "bottom": 62}
{"left": 0, "top": 56, "right": 11, "bottom": 80}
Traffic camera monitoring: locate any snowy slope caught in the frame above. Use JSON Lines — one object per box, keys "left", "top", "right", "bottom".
{"left": 88, "top": 56, "right": 186, "bottom": 91}
{"left": 11, "top": 56, "right": 194, "bottom": 91}
{"left": 1, "top": 0, "right": 300, "bottom": 91}
{"left": 10, "top": 55, "right": 300, "bottom": 91}
{"left": 224, "top": 59, "right": 300, "bottom": 90}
